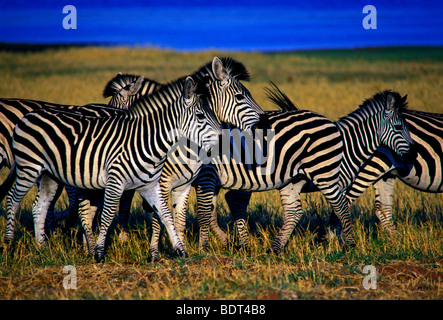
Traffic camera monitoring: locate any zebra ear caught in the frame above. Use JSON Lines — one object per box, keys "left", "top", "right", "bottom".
{"left": 212, "top": 57, "right": 229, "bottom": 81}
{"left": 386, "top": 93, "right": 396, "bottom": 112}
{"left": 184, "top": 76, "right": 196, "bottom": 100}
{"left": 127, "top": 76, "right": 144, "bottom": 96}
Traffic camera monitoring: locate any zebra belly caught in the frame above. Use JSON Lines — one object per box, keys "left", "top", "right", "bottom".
{"left": 400, "top": 164, "right": 443, "bottom": 192}
{"left": 402, "top": 112, "right": 443, "bottom": 192}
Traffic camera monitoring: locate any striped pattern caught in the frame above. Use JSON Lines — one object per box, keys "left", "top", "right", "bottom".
{"left": 3, "top": 76, "right": 221, "bottom": 262}
{"left": 0, "top": 99, "right": 126, "bottom": 234}
{"left": 162, "top": 90, "right": 413, "bottom": 254}
{"left": 346, "top": 109, "right": 443, "bottom": 230}
{"left": 0, "top": 98, "right": 68, "bottom": 171}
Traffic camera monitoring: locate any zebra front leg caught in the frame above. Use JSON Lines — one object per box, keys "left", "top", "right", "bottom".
{"left": 77, "top": 192, "right": 97, "bottom": 255}
{"left": 271, "top": 181, "right": 305, "bottom": 254}
{"left": 117, "top": 189, "right": 136, "bottom": 243}
{"left": 62, "top": 186, "right": 79, "bottom": 233}
{"left": 138, "top": 182, "right": 186, "bottom": 258}
{"left": 225, "top": 190, "right": 252, "bottom": 249}
{"left": 373, "top": 177, "right": 397, "bottom": 232}
{"left": 95, "top": 181, "right": 125, "bottom": 262}
{"left": 324, "top": 188, "right": 355, "bottom": 248}
{"left": 209, "top": 193, "right": 228, "bottom": 247}
{"left": 150, "top": 212, "right": 163, "bottom": 262}
{"left": 39, "top": 179, "right": 64, "bottom": 234}
{"left": 139, "top": 198, "right": 162, "bottom": 261}
{"left": 170, "top": 184, "right": 192, "bottom": 246}
{"left": 195, "top": 184, "right": 214, "bottom": 250}
{"left": 32, "top": 175, "right": 61, "bottom": 244}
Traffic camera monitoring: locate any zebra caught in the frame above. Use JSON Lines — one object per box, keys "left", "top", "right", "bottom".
{"left": 344, "top": 109, "right": 442, "bottom": 230}
{"left": 152, "top": 88, "right": 414, "bottom": 255}
{"left": 0, "top": 98, "right": 130, "bottom": 228}
{"left": 0, "top": 75, "right": 222, "bottom": 262}
{"left": 0, "top": 75, "right": 162, "bottom": 228}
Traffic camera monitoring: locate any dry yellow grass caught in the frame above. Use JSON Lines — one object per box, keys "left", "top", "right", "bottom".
{"left": 0, "top": 46, "right": 442, "bottom": 300}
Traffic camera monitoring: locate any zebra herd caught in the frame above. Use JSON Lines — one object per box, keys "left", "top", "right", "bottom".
{"left": 0, "top": 57, "right": 441, "bottom": 263}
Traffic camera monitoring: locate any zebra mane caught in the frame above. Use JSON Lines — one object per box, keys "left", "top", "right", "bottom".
{"left": 102, "top": 73, "right": 162, "bottom": 98}
{"left": 264, "top": 81, "right": 299, "bottom": 111}
{"left": 127, "top": 74, "right": 216, "bottom": 119}
{"left": 196, "top": 57, "right": 250, "bottom": 82}
{"left": 359, "top": 90, "right": 408, "bottom": 112}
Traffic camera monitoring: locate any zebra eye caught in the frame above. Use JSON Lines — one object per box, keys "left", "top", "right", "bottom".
{"left": 235, "top": 93, "right": 245, "bottom": 100}
{"left": 196, "top": 112, "right": 206, "bottom": 121}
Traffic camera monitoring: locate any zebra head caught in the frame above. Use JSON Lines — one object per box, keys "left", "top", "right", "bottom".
{"left": 103, "top": 73, "right": 162, "bottom": 109}
{"left": 376, "top": 91, "right": 413, "bottom": 157}
{"left": 180, "top": 77, "right": 221, "bottom": 152}
{"left": 194, "top": 57, "right": 264, "bottom": 132}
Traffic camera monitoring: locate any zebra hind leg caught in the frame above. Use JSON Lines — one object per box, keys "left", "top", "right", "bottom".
{"left": 225, "top": 190, "right": 251, "bottom": 250}
{"left": 170, "top": 184, "right": 192, "bottom": 247}
{"left": 117, "top": 189, "right": 136, "bottom": 243}
{"left": 95, "top": 182, "right": 125, "bottom": 262}
{"left": 32, "top": 175, "right": 61, "bottom": 245}
{"left": 77, "top": 192, "right": 97, "bottom": 256}
{"left": 149, "top": 213, "right": 163, "bottom": 262}
{"left": 373, "top": 177, "right": 397, "bottom": 232}
{"left": 4, "top": 166, "right": 42, "bottom": 243}
{"left": 271, "top": 181, "right": 306, "bottom": 254}
{"left": 138, "top": 183, "right": 186, "bottom": 259}
{"left": 195, "top": 185, "right": 221, "bottom": 250}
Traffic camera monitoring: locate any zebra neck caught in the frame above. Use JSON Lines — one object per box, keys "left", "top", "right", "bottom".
{"left": 335, "top": 110, "right": 382, "bottom": 187}
{"left": 127, "top": 82, "right": 187, "bottom": 159}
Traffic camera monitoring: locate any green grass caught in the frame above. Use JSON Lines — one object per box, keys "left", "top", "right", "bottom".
{"left": 0, "top": 45, "right": 442, "bottom": 300}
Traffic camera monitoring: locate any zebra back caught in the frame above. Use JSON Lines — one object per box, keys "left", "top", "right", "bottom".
{"left": 0, "top": 98, "right": 76, "bottom": 170}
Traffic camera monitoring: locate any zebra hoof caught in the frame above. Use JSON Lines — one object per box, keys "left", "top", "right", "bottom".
{"left": 4, "top": 234, "right": 14, "bottom": 244}
{"left": 342, "top": 242, "right": 356, "bottom": 252}
{"left": 175, "top": 248, "right": 187, "bottom": 258}
{"left": 270, "top": 247, "right": 283, "bottom": 255}
{"left": 94, "top": 251, "right": 105, "bottom": 263}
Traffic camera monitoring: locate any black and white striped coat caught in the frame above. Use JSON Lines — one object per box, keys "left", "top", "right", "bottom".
{"left": 345, "top": 109, "right": 442, "bottom": 230}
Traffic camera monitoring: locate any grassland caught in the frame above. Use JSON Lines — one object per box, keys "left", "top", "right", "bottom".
{"left": 0, "top": 46, "right": 442, "bottom": 300}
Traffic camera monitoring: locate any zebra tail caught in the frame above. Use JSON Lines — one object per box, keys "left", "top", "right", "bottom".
{"left": 0, "top": 162, "right": 16, "bottom": 203}
{"left": 264, "top": 81, "right": 299, "bottom": 111}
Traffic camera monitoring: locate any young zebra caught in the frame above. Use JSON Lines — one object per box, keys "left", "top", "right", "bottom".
{"left": 1, "top": 76, "right": 221, "bottom": 262}
{"left": 345, "top": 109, "right": 442, "bottom": 230}
{"left": 160, "top": 89, "right": 413, "bottom": 255}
